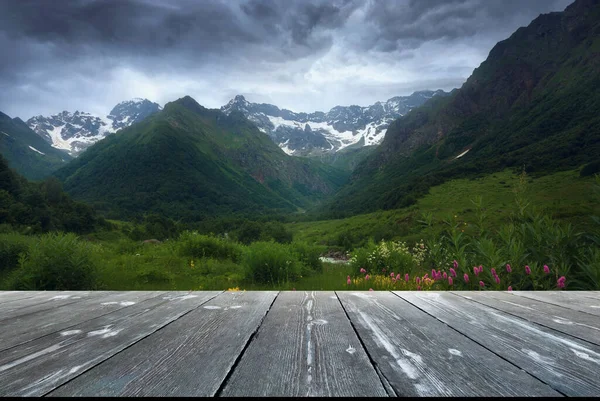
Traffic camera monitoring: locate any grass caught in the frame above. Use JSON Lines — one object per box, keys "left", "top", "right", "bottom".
{"left": 0, "top": 169, "right": 598, "bottom": 292}
{"left": 288, "top": 168, "right": 600, "bottom": 249}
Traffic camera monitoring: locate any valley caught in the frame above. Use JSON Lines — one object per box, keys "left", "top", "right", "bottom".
{"left": 0, "top": 0, "right": 599, "bottom": 293}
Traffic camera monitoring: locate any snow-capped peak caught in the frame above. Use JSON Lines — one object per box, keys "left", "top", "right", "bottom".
{"left": 220, "top": 90, "right": 449, "bottom": 156}
{"left": 27, "top": 98, "right": 162, "bottom": 156}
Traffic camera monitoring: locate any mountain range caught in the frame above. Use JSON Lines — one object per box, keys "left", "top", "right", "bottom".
{"left": 52, "top": 96, "right": 348, "bottom": 220}
{"left": 0, "top": 0, "right": 598, "bottom": 223}
{"left": 325, "top": 0, "right": 600, "bottom": 217}
{"left": 27, "top": 99, "right": 162, "bottom": 156}
{"left": 220, "top": 90, "right": 449, "bottom": 156}
{"left": 21, "top": 90, "right": 447, "bottom": 160}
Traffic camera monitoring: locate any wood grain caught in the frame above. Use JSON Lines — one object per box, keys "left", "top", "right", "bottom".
{"left": 0, "top": 291, "right": 165, "bottom": 351}
{"left": 397, "top": 291, "right": 600, "bottom": 396}
{"left": 221, "top": 291, "right": 388, "bottom": 397}
{"left": 0, "top": 291, "right": 220, "bottom": 396}
{"left": 0, "top": 291, "right": 39, "bottom": 303}
{"left": 452, "top": 291, "right": 600, "bottom": 346}
{"left": 0, "top": 291, "right": 104, "bottom": 321}
{"left": 338, "top": 291, "right": 560, "bottom": 397}
{"left": 510, "top": 291, "right": 600, "bottom": 317}
{"left": 559, "top": 291, "right": 600, "bottom": 301}
{"left": 47, "top": 291, "right": 277, "bottom": 397}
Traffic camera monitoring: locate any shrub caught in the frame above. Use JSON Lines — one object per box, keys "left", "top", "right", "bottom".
{"left": 178, "top": 231, "right": 242, "bottom": 262}
{"left": 0, "top": 233, "right": 32, "bottom": 273}
{"left": 8, "top": 232, "right": 99, "bottom": 290}
{"left": 290, "top": 241, "right": 323, "bottom": 274}
{"left": 242, "top": 241, "right": 301, "bottom": 284}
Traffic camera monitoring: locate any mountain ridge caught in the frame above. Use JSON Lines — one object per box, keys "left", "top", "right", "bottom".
{"left": 324, "top": 0, "right": 600, "bottom": 217}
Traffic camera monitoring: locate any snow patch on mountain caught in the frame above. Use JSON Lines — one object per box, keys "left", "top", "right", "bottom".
{"left": 221, "top": 90, "right": 449, "bottom": 156}
{"left": 27, "top": 99, "right": 161, "bottom": 156}
{"left": 28, "top": 146, "right": 45, "bottom": 155}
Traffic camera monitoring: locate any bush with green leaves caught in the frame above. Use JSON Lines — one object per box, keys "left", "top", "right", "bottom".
{"left": 8, "top": 232, "right": 100, "bottom": 290}
{"left": 0, "top": 233, "right": 32, "bottom": 273}
{"left": 178, "top": 231, "right": 242, "bottom": 261}
{"left": 242, "top": 241, "right": 302, "bottom": 285}
{"left": 290, "top": 241, "right": 323, "bottom": 275}
{"left": 349, "top": 238, "right": 421, "bottom": 276}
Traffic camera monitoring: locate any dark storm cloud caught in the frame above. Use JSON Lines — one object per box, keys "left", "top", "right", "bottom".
{"left": 0, "top": 0, "right": 574, "bottom": 118}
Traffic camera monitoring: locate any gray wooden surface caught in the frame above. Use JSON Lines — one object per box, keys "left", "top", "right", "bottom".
{"left": 221, "top": 291, "right": 388, "bottom": 397}
{"left": 451, "top": 291, "right": 600, "bottom": 346}
{"left": 48, "top": 291, "right": 277, "bottom": 397}
{"left": 396, "top": 291, "right": 600, "bottom": 396}
{"left": 338, "top": 291, "right": 559, "bottom": 397}
{"left": 1, "top": 290, "right": 600, "bottom": 397}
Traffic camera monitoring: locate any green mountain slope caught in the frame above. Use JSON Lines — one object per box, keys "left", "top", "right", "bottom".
{"left": 54, "top": 96, "right": 348, "bottom": 220}
{"left": 0, "top": 153, "right": 99, "bottom": 233}
{"left": 325, "top": 0, "right": 600, "bottom": 217}
{"left": 0, "top": 112, "right": 71, "bottom": 180}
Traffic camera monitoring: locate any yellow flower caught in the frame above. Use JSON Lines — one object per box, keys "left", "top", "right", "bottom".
{"left": 227, "top": 287, "right": 240, "bottom": 292}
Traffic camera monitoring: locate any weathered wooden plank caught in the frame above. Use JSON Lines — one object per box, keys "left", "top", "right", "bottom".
{"left": 221, "top": 291, "right": 388, "bottom": 397}
{"left": 564, "top": 291, "right": 600, "bottom": 301}
{"left": 0, "top": 291, "right": 220, "bottom": 396}
{"left": 337, "top": 291, "right": 560, "bottom": 397}
{"left": 452, "top": 291, "right": 600, "bottom": 347}
{"left": 397, "top": 291, "right": 600, "bottom": 396}
{"left": 0, "top": 291, "right": 166, "bottom": 351}
{"left": 47, "top": 291, "right": 278, "bottom": 397}
{"left": 0, "top": 291, "right": 39, "bottom": 303}
{"left": 0, "top": 291, "right": 106, "bottom": 321}
{"left": 511, "top": 291, "right": 600, "bottom": 317}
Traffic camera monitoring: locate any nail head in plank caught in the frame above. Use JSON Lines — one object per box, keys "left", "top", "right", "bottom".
{"left": 0, "top": 291, "right": 220, "bottom": 396}
{"left": 397, "top": 291, "right": 600, "bottom": 396}
{"left": 47, "top": 291, "right": 277, "bottom": 397}
{"left": 221, "top": 291, "right": 388, "bottom": 397}
{"left": 338, "top": 291, "right": 560, "bottom": 397}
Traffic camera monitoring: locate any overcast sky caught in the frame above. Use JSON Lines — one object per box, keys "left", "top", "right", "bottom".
{"left": 0, "top": 0, "right": 573, "bottom": 119}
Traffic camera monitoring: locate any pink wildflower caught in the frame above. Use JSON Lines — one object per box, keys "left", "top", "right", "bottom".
{"left": 479, "top": 281, "right": 485, "bottom": 288}
{"left": 292, "top": 288, "right": 296, "bottom": 291}
{"left": 417, "top": 286, "right": 421, "bottom": 291}
{"left": 543, "top": 265, "right": 550, "bottom": 274}
{"left": 507, "top": 286, "right": 512, "bottom": 291}
{"left": 424, "top": 273, "right": 429, "bottom": 279}
{"left": 360, "top": 268, "right": 366, "bottom": 274}
{"left": 448, "top": 276, "right": 453, "bottom": 286}
{"left": 416, "top": 277, "right": 421, "bottom": 284}
{"left": 494, "top": 276, "right": 500, "bottom": 285}
{"left": 390, "top": 272, "right": 395, "bottom": 278}
{"left": 464, "top": 273, "right": 469, "bottom": 283}
{"left": 449, "top": 268, "right": 457, "bottom": 277}
{"left": 506, "top": 264, "right": 512, "bottom": 273}
{"left": 382, "top": 268, "right": 386, "bottom": 273}
{"left": 525, "top": 265, "right": 531, "bottom": 275}
{"left": 491, "top": 268, "right": 497, "bottom": 276}
{"left": 397, "top": 273, "right": 402, "bottom": 281}
{"left": 347, "top": 277, "right": 351, "bottom": 285}
{"left": 432, "top": 269, "right": 436, "bottom": 278}
{"left": 404, "top": 273, "right": 409, "bottom": 282}
{"left": 557, "top": 276, "right": 566, "bottom": 289}
{"left": 443, "top": 272, "right": 448, "bottom": 279}
{"left": 453, "top": 260, "right": 459, "bottom": 269}
{"left": 479, "top": 265, "right": 484, "bottom": 272}
{"left": 369, "top": 288, "right": 373, "bottom": 291}
{"left": 474, "top": 266, "right": 480, "bottom": 276}
{"left": 365, "top": 274, "right": 370, "bottom": 280}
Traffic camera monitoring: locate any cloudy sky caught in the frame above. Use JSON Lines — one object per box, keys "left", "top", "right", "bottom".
{"left": 0, "top": 0, "right": 573, "bottom": 119}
